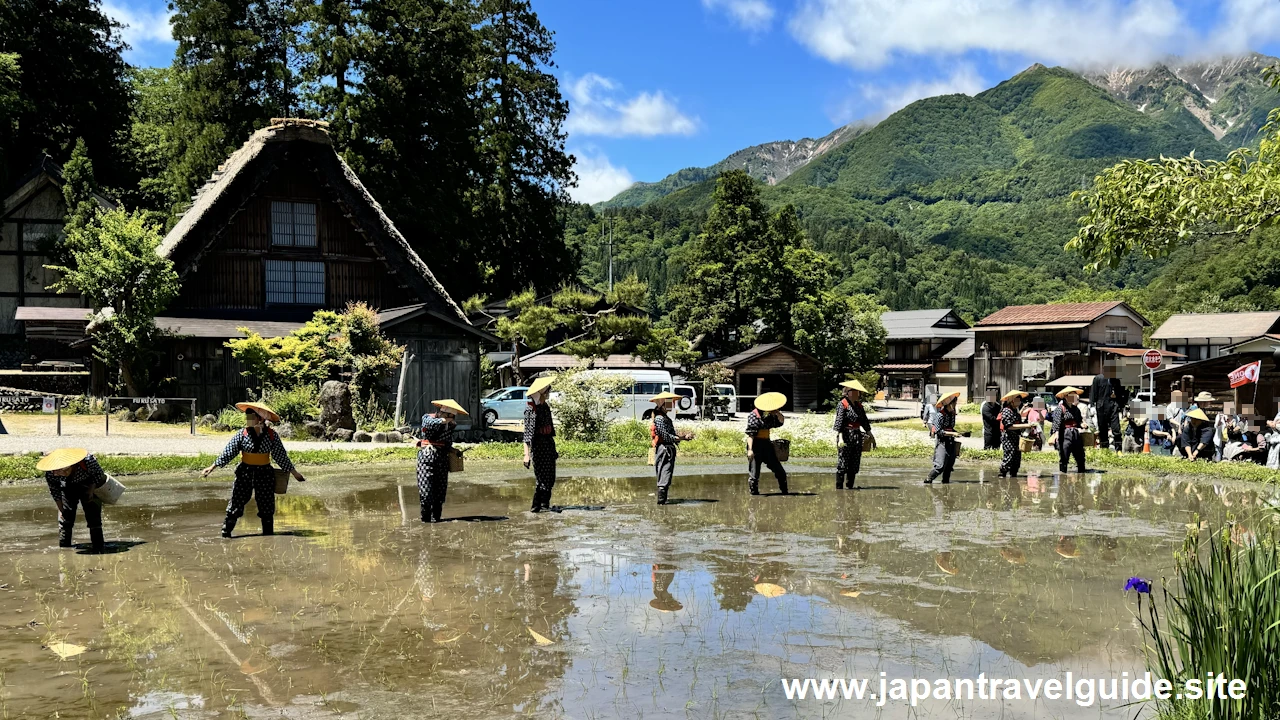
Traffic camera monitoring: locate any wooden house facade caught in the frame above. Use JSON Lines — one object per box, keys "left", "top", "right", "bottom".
{"left": 0, "top": 157, "right": 112, "bottom": 357}
{"left": 876, "top": 309, "right": 974, "bottom": 402}
{"left": 718, "top": 343, "right": 823, "bottom": 412}
{"left": 971, "top": 301, "right": 1149, "bottom": 398}
{"left": 12, "top": 119, "right": 496, "bottom": 422}
{"left": 152, "top": 119, "right": 496, "bottom": 421}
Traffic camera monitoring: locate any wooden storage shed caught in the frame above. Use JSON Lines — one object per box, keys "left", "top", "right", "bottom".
{"left": 718, "top": 343, "right": 823, "bottom": 412}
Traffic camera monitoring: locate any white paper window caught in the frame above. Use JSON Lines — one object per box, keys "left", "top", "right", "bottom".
{"left": 1105, "top": 326, "right": 1128, "bottom": 345}
{"left": 265, "top": 260, "right": 325, "bottom": 305}
{"left": 270, "top": 201, "right": 317, "bottom": 247}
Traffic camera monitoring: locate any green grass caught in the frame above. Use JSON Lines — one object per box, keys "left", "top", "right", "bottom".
{"left": 3, "top": 437, "right": 1278, "bottom": 484}
{"left": 1140, "top": 527, "right": 1280, "bottom": 720}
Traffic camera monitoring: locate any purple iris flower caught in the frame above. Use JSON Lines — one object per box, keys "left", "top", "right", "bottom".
{"left": 1124, "top": 577, "right": 1152, "bottom": 594}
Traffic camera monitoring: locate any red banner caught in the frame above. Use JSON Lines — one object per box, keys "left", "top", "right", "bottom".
{"left": 1229, "top": 361, "right": 1262, "bottom": 388}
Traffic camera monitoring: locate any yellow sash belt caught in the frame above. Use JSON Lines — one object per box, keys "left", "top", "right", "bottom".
{"left": 757, "top": 429, "right": 771, "bottom": 439}
{"left": 242, "top": 452, "right": 271, "bottom": 466}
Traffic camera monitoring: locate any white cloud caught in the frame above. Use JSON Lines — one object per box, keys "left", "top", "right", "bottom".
{"left": 103, "top": 2, "right": 174, "bottom": 46}
{"left": 840, "top": 64, "right": 988, "bottom": 123}
{"left": 788, "top": 0, "right": 1193, "bottom": 70}
{"left": 1202, "top": 0, "right": 1280, "bottom": 58}
{"left": 702, "top": 0, "right": 776, "bottom": 31}
{"left": 570, "top": 150, "right": 636, "bottom": 204}
{"left": 565, "top": 74, "right": 699, "bottom": 138}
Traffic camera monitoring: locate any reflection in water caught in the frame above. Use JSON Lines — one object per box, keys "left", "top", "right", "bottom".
{"left": 0, "top": 463, "right": 1271, "bottom": 718}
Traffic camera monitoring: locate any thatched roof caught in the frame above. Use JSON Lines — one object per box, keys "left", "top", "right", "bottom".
{"left": 158, "top": 118, "right": 468, "bottom": 323}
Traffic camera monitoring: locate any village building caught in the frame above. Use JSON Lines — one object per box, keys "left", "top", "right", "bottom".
{"left": 876, "top": 309, "right": 974, "bottom": 402}
{"left": 0, "top": 156, "right": 114, "bottom": 362}
{"left": 971, "top": 301, "right": 1150, "bottom": 398}
{"left": 717, "top": 343, "right": 823, "bottom": 412}
{"left": 1151, "top": 311, "right": 1280, "bottom": 364}
{"left": 13, "top": 119, "right": 495, "bottom": 422}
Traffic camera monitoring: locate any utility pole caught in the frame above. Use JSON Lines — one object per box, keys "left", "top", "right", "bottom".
{"left": 604, "top": 214, "right": 615, "bottom": 292}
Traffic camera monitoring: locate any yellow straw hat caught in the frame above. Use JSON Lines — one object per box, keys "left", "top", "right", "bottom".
{"left": 1001, "top": 390, "right": 1028, "bottom": 402}
{"left": 1186, "top": 408, "right": 1210, "bottom": 422}
{"left": 527, "top": 376, "right": 554, "bottom": 397}
{"left": 839, "top": 380, "right": 869, "bottom": 393}
{"left": 935, "top": 391, "right": 961, "bottom": 408}
{"left": 649, "top": 391, "right": 681, "bottom": 404}
{"left": 754, "top": 392, "right": 787, "bottom": 412}
{"left": 1054, "top": 386, "right": 1084, "bottom": 399}
{"left": 235, "top": 401, "right": 280, "bottom": 423}
{"left": 432, "top": 399, "right": 470, "bottom": 416}
{"left": 36, "top": 448, "right": 88, "bottom": 472}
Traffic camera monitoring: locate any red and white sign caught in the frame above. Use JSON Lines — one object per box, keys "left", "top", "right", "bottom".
{"left": 1229, "top": 360, "right": 1262, "bottom": 388}
{"left": 1142, "top": 349, "right": 1163, "bottom": 369}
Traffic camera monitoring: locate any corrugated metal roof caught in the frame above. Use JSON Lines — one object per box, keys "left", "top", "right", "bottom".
{"left": 1151, "top": 312, "right": 1280, "bottom": 340}
{"left": 1046, "top": 375, "right": 1097, "bottom": 387}
{"left": 975, "top": 301, "right": 1140, "bottom": 327}
{"left": 880, "top": 309, "right": 971, "bottom": 339}
{"left": 155, "top": 317, "right": 304, "bottom": 338}
{"left": 943, "top": 337, "right": 975, "bottom": 359}
{"left": 1097, "top": 346, "right": 1185, "bottom": 357}
{"left": 15, "top": 307, "right": 90, "bottom": 322}
{"left": 515, "top": 353, "right": 669, "bottom": 370}
{"left": 973, "top": 322, "right": 1090, "bottom": 332}
{"left": 716, "top": 343, "right": 785, "bottom": 367}
{"left": 875, "top": 363, "right": 933, "bottom": 371}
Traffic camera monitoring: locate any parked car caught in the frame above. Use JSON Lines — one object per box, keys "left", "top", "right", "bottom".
{"left": 711, "top": 383, "right": 738, "bottom": 419}
{"left": 480, "top": 386, "right": 528, "bottom": 426}
{"left": 673, "top": 384, "right": 700, "bottom": 420}
{"left": 582, "top": 369, "right": 674, "bottom": 421}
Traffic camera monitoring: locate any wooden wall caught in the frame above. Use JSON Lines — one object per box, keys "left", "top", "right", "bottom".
{"left": 173, "top": 162, "right": 415, "bottom": 315}
{"left": 387, "top": 316, "right": 481, "bottom": 425}
{"left": 1, "top": 182, "right": 82, "bottom": 336}
{"left": 732, "top": 350, "right": 823, "bottom": 411}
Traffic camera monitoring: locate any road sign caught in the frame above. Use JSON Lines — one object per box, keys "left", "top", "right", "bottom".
{"left": 1142, "top": 349, "right": 1162, "bottom": 369}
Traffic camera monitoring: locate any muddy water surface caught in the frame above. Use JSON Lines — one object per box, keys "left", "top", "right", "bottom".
{"left": 0, "top": 460, "right": 1270, "bottom": 718}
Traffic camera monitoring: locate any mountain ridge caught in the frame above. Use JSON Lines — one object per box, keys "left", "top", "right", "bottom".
{"left": 600, "top": 53, "right": 1279, "bottom": 209}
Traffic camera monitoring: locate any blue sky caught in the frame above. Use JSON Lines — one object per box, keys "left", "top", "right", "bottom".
{"left": 107, "top": 0, "right": 1280, "bottom": 203}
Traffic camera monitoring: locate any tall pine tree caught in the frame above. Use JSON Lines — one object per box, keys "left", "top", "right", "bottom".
{"left": 341, "top": 0, "right": 482, "bottom": 293}
{"left": 166, "top": 0, "right": 299, "bottom": 209}
{"left": 472, "top": 0, "right": 576, "bottom": 296}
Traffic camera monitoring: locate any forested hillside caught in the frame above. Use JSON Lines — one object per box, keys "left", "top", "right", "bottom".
{"left": 569, "top": 61, "right": 1280, "bottom": 324}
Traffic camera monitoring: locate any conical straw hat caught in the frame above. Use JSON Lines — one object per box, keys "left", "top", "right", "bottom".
{"left": 432, "top": 399, "right": 469, "bottom": 416}
{"left": 36, "top": 448, "right": 88, "bottom": 472}
{"left": 235, "top": 401, "right": 280, "bottom": 422}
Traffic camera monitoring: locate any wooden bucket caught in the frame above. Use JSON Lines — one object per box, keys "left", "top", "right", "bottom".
{"left": 647, "top": 446, "right": 656, "bottom": 466}
{"left": 771, "top": 439, "right": 791, "bottom": 462}
{"left": 1019, "top": 436, "right": 1035, "bottom": 452}
{"left": 1082, "top": 431, "right": 1096, "bottom": 448}
{"left": 94, "top": 475, "right": 126, "bottom": 505}
{"left": 449, "top": 449, "right": 465, "bottom": 473}
{"left": 862, "top": 435, "right": 874, "bottom": 452}
{"left": 274, "top": 469, "right": 290, "bottom": 495}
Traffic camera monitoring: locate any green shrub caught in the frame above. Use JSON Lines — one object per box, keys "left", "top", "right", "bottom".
{"left": 607, "top": 419, "right": 650, "bottom": 444}
{"left": 1138, "top": 526, "right": 1280, "bottom": 720}
{"left": 216, "top": 406, "right": 246, "bottom": 429}
{"left": 263, "top": 385, "right": 319, "bottom": 424}
{"left": 548, "top": 369, "right": 630, "bottom": 441}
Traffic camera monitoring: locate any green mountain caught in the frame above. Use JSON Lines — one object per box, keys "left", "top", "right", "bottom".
{"left": 1083, "top": 53, "right": 1280, "bottom": 147}
{"left": 599, "top": 122, "right": 867, "bottom": 208}
{"left": 568, "top": 58, "right": 1280, "bottom": 321}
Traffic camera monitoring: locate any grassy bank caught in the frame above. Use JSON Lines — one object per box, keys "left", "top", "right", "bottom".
{"left": 2, "top": 435, "right": 1277, "bottom": 484}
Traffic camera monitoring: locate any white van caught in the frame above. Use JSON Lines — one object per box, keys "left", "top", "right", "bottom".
{"left": 586, "top": 369, "right": 674, "bottom": 421}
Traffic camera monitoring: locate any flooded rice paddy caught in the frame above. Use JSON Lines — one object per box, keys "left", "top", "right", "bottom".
{"left": 0, "top": 460, "right": 1271, "bottom": 719}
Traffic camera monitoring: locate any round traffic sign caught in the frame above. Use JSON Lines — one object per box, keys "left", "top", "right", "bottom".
{"left": 1142, "top": 349, "right": 1162, "bottom": 369}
